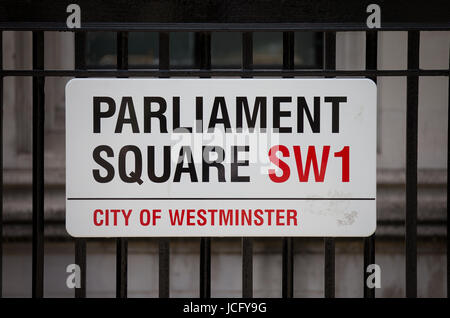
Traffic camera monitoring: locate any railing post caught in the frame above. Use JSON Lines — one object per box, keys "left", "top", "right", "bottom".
{"left": 196, "top": 31, "right": 212, "bottom": 299}
{"left": 0, "top": 31, "right": 3, "bottom": 298}
{"left": 32, "top": 30, "right": 45, "bottom": 299}
{"left": 324, "top": 31, "right": 336, "bottom": 299}
{"left": 74, "top": 31, "right": 87, "bottom": 299}
{"left": 282, "top": 31, "right": 295, "bottom": 299}
{"left": 116, "top": 31, "right": 128, "bottom": 299}
{"left": 406, "top": 30, "right": 419, "bottom": 298}
{"left": 242, "top": 31, "right": 254, "bottom": 298}
{"left": 158, "top": 31, "right": 171, "bottom": 299}
{"left": 364, "top": 30, "right": 378, "bottom": 299}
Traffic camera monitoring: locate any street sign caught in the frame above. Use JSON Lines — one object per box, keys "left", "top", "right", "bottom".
{"left": 65, "top": 78, "right": 376, "bottom": 237}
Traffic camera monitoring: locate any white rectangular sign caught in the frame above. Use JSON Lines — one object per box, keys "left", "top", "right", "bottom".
{"left": 66, "top": 78, "right": 376, "bottom": 237}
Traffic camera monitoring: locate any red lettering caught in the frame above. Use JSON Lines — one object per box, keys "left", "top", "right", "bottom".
{"left": 169, "top": 209, "right": 185, "bottom": 225}
{"left": 293, "top": 145, "right": 330, "bottom": 182}
{"left": 187, "top": 209, "right": 195, "bottom": 226}
{"left": 94, "top": 209, "right": 103, "bottom": 226}
{"left": 197, "top": 209, "right": 207, "bottom": 226}
{"left": 140, "top": 209, "right": 150, "bottom": 226}
{"left": 254, "top": 209, "right": 264, "bottom": 226}
{"left": 208, "top": 209, "right": 217, "bottom": 226}
{"left": 219, "top": 209, "right": 233, "bottom": 226}
{"left": 276, "top": 209, "right": 285, "bottom": 225}
{"left": 287, "top": 209, "right": 298, "bottom": 226}
{"left": 334, "top": 146, "right": 350, "bottom": 182}
{"left": 122, "top": 209, "right": 132, "bottom": 226}
{"left": 110, "top": 209, "right": 120, "bottom": 226}
{"left": 265, "top": 209, "right": 274, "bottom": 225}
{"left": 241, "top": 209, "right": 252, "bottom": 225}
{"left": 268, "top": 145, "right": 291, "bottom": 183}
{"left": 152, "top": 209, "right": 161, "bottom": 225}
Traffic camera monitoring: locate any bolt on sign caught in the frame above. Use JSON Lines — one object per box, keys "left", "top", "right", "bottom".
{"left": 65, "top": 79, "right": 376, "bottom": 237}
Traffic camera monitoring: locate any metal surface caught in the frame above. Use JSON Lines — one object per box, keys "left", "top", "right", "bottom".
{"left": 448, "top": 51, "right": 450, "bottom": 298}
{"left": 242, "top": 237, "right": 253, "bottom": 298}
{"left": 363, "top": 30, "right": 377, "bottom": 299}
{"left": 158, "top": 31, "right": 171, "bottom": 299}
{"left": 197, "top": 31, "right": 212, "bottom": 299}
{"left": 74, "top": 31, "right": 87, "bottom": 299}
{"left": 406, "top": 30, "right": 419, "bottom": 298}
{"left": 116, "top": 31, "right": 129, "bottom": 299}
{"left": 200, "top": 237, "right": 211, "bottom": 298}
{"left": 241, "top": 31, "right": 253, "bottom": 299}
{"left": 282, "top": 31, "right": 295, "bottom": 299}
{"left": 159, "top": 238, "right": 170, "bottom": 298}
{"left": 1, "top": 0, "right": 450, "bottom": 31}
{"left": 0, "top": 31, "right": 3, "bottom": 298}
{"left": 32, "top": 31, "right": 45, "bottom": 298}
{"left": 324, "top": 31, "right": 336, "bottom": 299}
{"left": 1, "top": 69, "right": 448, "bottom": 77}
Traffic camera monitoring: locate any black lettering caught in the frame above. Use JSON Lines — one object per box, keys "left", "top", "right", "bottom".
{"left": 231, "top": 145, "right": 250, "bottom": 182}
{"left": 115, "top": 97, "right": 139, "bottom": 133}
{"left": 297, "top": 96, "right": 320, "bottom": 133}
{"left": 148, "top": 146, "right": 171, "bottom": 183}
{"left": 202, "top": 146, "right": 226, "bottom": 182}
{"left": 324, "top": 96, "right": 347, "bottom": 133}
{"left": 273, "top": 97, "right": 292, "bottom": 133}
{"left": 118, "top": 145, "right": 143, "bottom": 184}
{"left": 92, "top": 145, "right": 115, "bottom": 183}
{"left": 173, "top": 96, "right": 193, "bottom": 133}
{"left": 93, "top": 96, "right": 116, "bottom": 133}
{"left": 173, "top": 146, "right": 198, "bottom": 182}
{"left": 144, "top": 97, "right": 168, "bottom": 133}
{"left": 208, "top": 97, "right": 232, "bottom": 132}
{"left": 196, "top": 96, "right": 203, "bottom": 133}
{"left": 236, "top": 96, "right": 267, "bottom": 132}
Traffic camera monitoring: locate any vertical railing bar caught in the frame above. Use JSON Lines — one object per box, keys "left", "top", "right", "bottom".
{"left": 324, "top": 31, "right": 336, "bottom": 299}
{"left": 446, "top": 45, "right": 449, "bottom": 299}
{"left": 159, "top": 32, "right": 170, "bottom": 72}
{"left": 200, "top": 237, "right": 211, "bottom": 298}
{"left": 241, "top": 238, "right": 253, "bottom": 298}
{"left": 324, "top": 238, "right": 335, "bottom": 298}
{"left": 282, "top": 31, "right": 294, "bottom": 299}
{"left": 0, "top": 31, "right": 3, "bottom": 298}
{"left": 406, "top": 30, "right": 419, "bottom": 299}
{"left": 314, "top": 32, "right": 324, "bottom": 70}
{"left": 158, "top": 31, "right": 170, "bottom": 299}
{"left": 116, "top": 238, "right": 127, "bottom": 298}
{"left": 197, "top": 31, "right": 211, "bottom": 299}
{"left": 74, "top": 31, "right": 87, "bottom": 299}
{"left": 158, "top": 238, "right": 170, "bottom": 298}
{"left": 363, "top": 235, "right": 375, "bottom": 297}
{"left": 241, "top": 31, "right": 253, "bottom": 298}
{"left": 364, "top": 30, "right": 377, "bottom": 299}
{"left": 116, "top": 31, "right": 128, "bottom": 299}
{"left": 282, "top": 238, "right": 294, "bottom": 298}
{"left": 283, "top": 32, "right": 295, "bottom": 70}
{"left": 242, "top": 32, "right": 253, "bottom": 74}
{"left": 32, "top": 30, "right": 45, "bottom": 299}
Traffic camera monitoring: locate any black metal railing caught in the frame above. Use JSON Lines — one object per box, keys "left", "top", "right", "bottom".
{"left": 0, "top": 0, "right": 449, "bottom": 299}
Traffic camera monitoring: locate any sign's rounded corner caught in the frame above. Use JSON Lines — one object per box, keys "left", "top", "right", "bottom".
{"left": 65, "top": 222, "right": 79, "bottom": 238}
{"left": 364, "top": 77, "right": 377, "bottom": 90}
{"left": 65, "top": 78, "right": 79, "bottom": 93}
{"left": 364, "top": 223, "right": 377, "bottom": 237}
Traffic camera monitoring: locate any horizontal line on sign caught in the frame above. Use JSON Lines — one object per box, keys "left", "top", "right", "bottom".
{"left": 67, "top": 197, "right": 376, "bottom": 201}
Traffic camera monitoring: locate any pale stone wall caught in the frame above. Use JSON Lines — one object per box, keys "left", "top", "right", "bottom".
{"left": 2, "top": 239, "right": 446, "bottom": 297}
